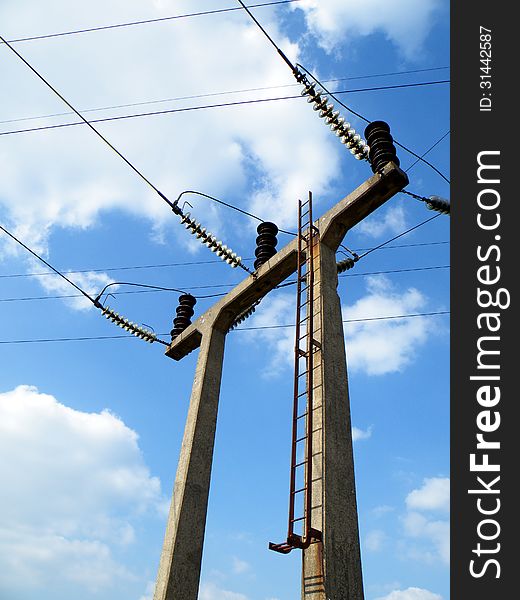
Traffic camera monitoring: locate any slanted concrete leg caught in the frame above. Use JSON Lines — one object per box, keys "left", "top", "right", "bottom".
{"left": 154, "top": 326, "right": 226, "bottom": 600}
{"left": 302, "top": 241, "right": 364, "bottom": 600}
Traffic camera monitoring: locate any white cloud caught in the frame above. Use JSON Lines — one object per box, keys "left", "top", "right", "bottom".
{"left": 406, "top": 478, "right": 449, "bottom": 512}
{"left": 231, "top": 556, "right": 251, "bottom": 575}
{"left": 343, "top": 275, "right": 433, "bottom": 375}
{"left": 352, "top": 425, "right": 372, "bottom": 441}
{"left": 371, "top": 505, "right": 395, "bottom": 518}
{"left": 402, "top": 512, "right": 449, "bottom": 565}
{"left": 365, "top": 529, "right": 386, "bottom": 552}
{"left": 199, "top": 581, "right": 249, "bottom": 600}
{"left": 292, "top": 0, "right": 442, "bottom": 59}
{"left": 241, "top": 292, "right": 295, "bottom": 377}
{"left": 243, "top": 276, "right": 434, "bottom": 378}
{"left": 356, "top": 204, "right": 407, "bottom": 239}
{"left": 400, "top": 478, "right": 450, "bottom": 565}
{"left": 139, "top": 581, "right": 156, "bottom": 600}
{"left": 0, "top": 385, "right": 164, "bottom": 593}
{"left": 375, "top": 588, "right": 442, "bottom": 600}
{"left": 0, "top": 0, "right": 340, "bottom": 277}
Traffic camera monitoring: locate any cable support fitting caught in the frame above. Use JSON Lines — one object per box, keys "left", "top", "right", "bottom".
{"left": 227, "top": 300, "right": 261, "bottom": 332}
{"left": 336, "top": 255, "right": 360, "bottom": 274}
{"left": 101, "top": 306, "right": 158, "bottom": 343}
{"left": 299, "top": 76, "right": 369, "bottom": 161}
{"left": 402, "top": 190, "right": 450, "bottom": 215}
{"left": 179, "top": 211, "right": 251, "bottom": 273}
{"left": 425, "top": 195, "right": 450, "bottom": 215}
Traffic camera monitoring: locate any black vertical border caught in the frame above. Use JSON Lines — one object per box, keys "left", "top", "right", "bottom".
{"left": 451, "top": 3, "right": 515, "bottom": 599}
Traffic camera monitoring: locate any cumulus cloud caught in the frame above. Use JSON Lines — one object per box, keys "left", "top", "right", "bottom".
{"left": 0, "top": 0, "right": 340, "bottom": 288}
{"left": 364, "top": 529, "right": 386, "bottom": 552}
{"left": 292, "top": 0, "right": 442, "bottom": 59}
{"left": 352, "top": 425, "right": 373, "bottom": 441}
{"left": 231, "top": 556, "right": 251, "bottom": 575}
{"left": 406, "top": 477, "right": 450, "bottom": 512}
{"left": 243, "top": 275, "right": 434, "bottom": 378}
{"left": 374, "top": 588, "right": 442, "bottom": 600}
{"left": 356, "top": 204, "right": 407, "bottom": 239}
{"left": 402, "top": 512, "right": 449, "bottom": 564}
{"left": 343, "top": 275, "right": 433, "bottom": 375}
{"left": 400, "top": 477, "right": 450, "bottom": 565}
{"left": 0, "top": 385, "right": 164, "bottom": 594}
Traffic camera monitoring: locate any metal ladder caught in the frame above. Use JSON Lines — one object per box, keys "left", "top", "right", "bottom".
{"left": 269, "top": 193, "right": 322, "bottom": 554}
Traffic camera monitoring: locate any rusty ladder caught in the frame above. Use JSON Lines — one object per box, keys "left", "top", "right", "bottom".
{"left": 269, "top": 192, "right": 322, "bottom": 554}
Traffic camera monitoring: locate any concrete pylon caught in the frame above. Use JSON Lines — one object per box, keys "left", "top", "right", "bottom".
{"left": 301, "top": 240, "right": 364, "bottom": 600}
{"left": 155, "top": 163, "right": 409, "bottom": 599}
{"left": 153, "top": 325, "right": 226, "bottom": 600}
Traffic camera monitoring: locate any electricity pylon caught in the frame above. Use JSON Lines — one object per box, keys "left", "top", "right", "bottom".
{"left": 153, "top": 162, "right": 409, "bottom": 600}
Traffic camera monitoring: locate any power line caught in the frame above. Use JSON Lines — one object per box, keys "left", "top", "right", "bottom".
{"left": 3, "top": 0, "right": 303, "bottom": 45}
{"left": 235, "top": 1, "right": 449, "bottom": 184}
{"left": 0, "top": 241, "right": 449, "bottom": 281}
{"left": 404, "top": 130, "right": 450, "bottom": 174}
{"left": 0, "top": 67, "right": 449, "bottom": 127}
{"left": 296, "top": 63, "right": 450, "bottom": 184}
{"left": 0, "top": 80, "right": 449, "bottom": 138}
{"left": 356, "top": 214, "right": 442, "bottom": 260}
{"left": 0, "top": 311, "right": 450, "bottom": 345}
{"left": 0, "top": 32, "right": 178, "bottom": 213}
{"left": 0, "top": 265, "right": 450, "bottom": 304}
{"left": 0, "top": 223, "right": 97, "bottom": 305}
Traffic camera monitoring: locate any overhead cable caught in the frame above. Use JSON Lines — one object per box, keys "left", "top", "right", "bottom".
{"left": 235, "top": 0, "right": 449, "bottom": 183}
{"left": 3, "top": 0, "right": 304, "bottom": 45}
{"left": 0, "top": 80, "right": 449, "bottom": 138}
{"left": 0, "top": 311, "right": 450, "bottom": 345}
{"left": 0, "top": 222, "right": 167, "bottom": 345}
{"left": 0, "top": 67, "right": 449, "bottom": 127}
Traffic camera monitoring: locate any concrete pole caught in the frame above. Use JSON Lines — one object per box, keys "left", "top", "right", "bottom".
{"left": 302, "top": 239, "right": 364, "bottom": 600}
{"left": 154, "top": 324, "right": 226, "bottom": 600}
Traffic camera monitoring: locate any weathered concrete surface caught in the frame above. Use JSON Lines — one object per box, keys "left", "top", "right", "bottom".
{"left": 165, "top": 163, "right": 408, "bottom": 361}
{"left": 156, "top": 163, "right": 409, "bottom": 598}
{"left": 302, "top": 241, "right": 364, "bottom": 600}
{"left": 154, "top": 324, "right": 225, "bottom": 600}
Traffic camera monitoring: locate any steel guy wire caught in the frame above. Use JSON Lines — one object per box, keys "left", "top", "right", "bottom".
{"left": 0, "top": 80, "right": 449, "bottom": 138}
{"left": 2, "top": 0, "right": 304, "bottom": 45}
{"left": 0, "top": 311, "right": 450, "bottom": 345}
{"left": 0, "top": 67, "right": 449, "bottom": 127}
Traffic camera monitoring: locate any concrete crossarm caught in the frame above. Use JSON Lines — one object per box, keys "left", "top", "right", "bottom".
{"left": 166, "top": 162, "right": 408, "bottom": 360}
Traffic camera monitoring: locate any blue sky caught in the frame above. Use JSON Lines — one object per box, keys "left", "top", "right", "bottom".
{"left": 0, "top": 1, "right": 449, "bottom": 599}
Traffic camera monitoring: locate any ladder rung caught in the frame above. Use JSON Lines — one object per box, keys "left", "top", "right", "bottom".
{"left": 293, "top": 486, "right": 307, "bottom": 494}
{"left": 290, "top": 516, "right": 306, "bottom": 523}
{"left": 294, "top": 459, "right": 307, "bottom": 468}
{"left": 295, "top": 435, "right": 307, "bottom": 443}
{"left": 296, "top": 411, "right": 308, "bottom": 419}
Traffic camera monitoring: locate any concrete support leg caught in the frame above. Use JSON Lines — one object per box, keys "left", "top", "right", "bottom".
{"left": 154, "top": 326, "right": 226, "bottom": 600}
{"left": 302, "top": 241, "right": 364, "bottom": 600}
